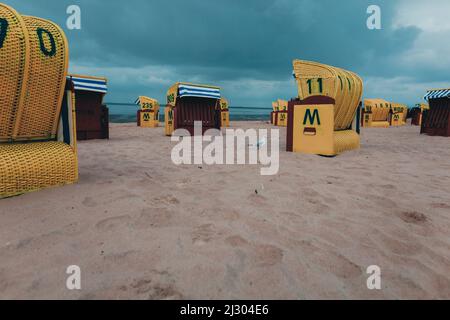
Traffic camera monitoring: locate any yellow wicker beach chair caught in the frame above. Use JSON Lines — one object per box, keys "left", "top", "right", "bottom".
{"left": 363, "top": 99, "right": 391, "bottom": 128}
{"left": 390, "top": 103, "right": 408, "bottom": 126}
{"left": 136, "top": 96, "right": 160, "bottom": 128}
{"left": 0, "top": 5, "right": 77, "bottom": 199}
{"left": 220, "top": 98, "right": 230, "bottom": 127}
{"left": 287, "top": 60, "right": 363, "bottom": 156}
{"left": 271, "top": 99, "right": 288, "bottom": 126}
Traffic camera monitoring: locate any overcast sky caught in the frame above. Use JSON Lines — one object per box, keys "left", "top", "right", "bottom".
{"left": 5, "top": 0, "right": 450, "bottom": 107}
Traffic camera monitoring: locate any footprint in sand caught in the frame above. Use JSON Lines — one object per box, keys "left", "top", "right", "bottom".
{"left": 153, "top": 195, "right": 180, "bottom": 206}
{"left": 95, "top": 215, "right": 132, "bottom": 231}
{"left": 431, "top": 203, "right": 450, "bottom": 209}
{"left": 134, "top": 208, "right": 174, "bottom": 229}
{"left": 192, "top": 224, "right": 219, "bottom": 245}
{"left": 252, "top": 244, "right": 283, "bottom": 267}
{"left": 82, "top": 197, "right": 98, "bottom": 208}
{"left": 130, "top": 271, "right": 183, "bottom": 299}
{"left": 298, "top": 240, "right": 362, "bottom": 279}
{"left": 225, "top": 235, "right": 249, "bottom": 247}
{"left": 248, "top": 193, "right": 268, "bottom": 205}
{"left": 399, "top": 211, "right": 429, "bottom": 224}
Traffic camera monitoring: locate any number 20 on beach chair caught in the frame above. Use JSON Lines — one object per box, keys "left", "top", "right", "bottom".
{"left": 286, "top": 59, "right": 363, "bottom": 156}
{"left": 0, "top": 3, "right": 77, "bottom": 198}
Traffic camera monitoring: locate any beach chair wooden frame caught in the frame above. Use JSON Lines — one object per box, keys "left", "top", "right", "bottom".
{"left": 70, "top": 74, "right": 109, "bottom": 140}
{"left": 164, "top": 82, "right": 224, "bottom": 136}
{"left": 411, "top": 103, "right": 429, "bottom": 126}
{"left": 421, "top": 89, "right": 450, "bottom": 137}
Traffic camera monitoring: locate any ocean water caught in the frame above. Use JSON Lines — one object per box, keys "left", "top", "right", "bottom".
{"left": 107, "top": 103, "right": 272, "bottom": 123}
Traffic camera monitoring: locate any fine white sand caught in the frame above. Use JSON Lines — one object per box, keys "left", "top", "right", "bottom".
{"left": 0, "top": 121, "right": 449, "bottom": 299}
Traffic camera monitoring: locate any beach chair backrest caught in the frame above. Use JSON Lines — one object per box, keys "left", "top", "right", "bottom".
{"left": 0, "top": 4, "right": 29, "bottom": 141}
{"left": 14, "top": 16, "right": 68, "bottom": 141}
{"left": 136, "top": 96, "right": 159, "bottom": 111}
{"left": 365, "top": 99, "right": 390, "bottom": 122}
{"left": 277, "top": 99, "right": 288, "bottom": 111}
{"left": 220, "top": 98, "right": 229, "bottom": 110}
{"left": 293, "top": 60, "right": 363, "bottom": 131}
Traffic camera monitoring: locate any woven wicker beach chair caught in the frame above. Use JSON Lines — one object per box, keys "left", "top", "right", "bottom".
{"left": 287, "top": 60, "right": 363, "bottom": 156}
{"left": 0, "top": 4, "right": 77, "bottom": 198}
{"left": 363, "top": 99, "right": 391, "bottom": 128}
{"left": 135, "top": 96, "right": 160, "bottom": 128}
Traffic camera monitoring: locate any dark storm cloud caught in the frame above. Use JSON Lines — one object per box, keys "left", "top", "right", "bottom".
{"left": 3, "top": 0, "right": 442, "bottom": 105}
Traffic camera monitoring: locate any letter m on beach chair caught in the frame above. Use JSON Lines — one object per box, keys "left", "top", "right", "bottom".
{"left": 0, "top": 4, "right": 77, "bottom": 198}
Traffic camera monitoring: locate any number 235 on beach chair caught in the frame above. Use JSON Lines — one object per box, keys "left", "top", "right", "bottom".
{"left": 135, "top": 96, "right": 160, "bottom": 128}
{"left": 0, "top": 3, "right": 78, "bottom": 199}
{"left": 286, "top": 59, "right": 363, "bottom": 156}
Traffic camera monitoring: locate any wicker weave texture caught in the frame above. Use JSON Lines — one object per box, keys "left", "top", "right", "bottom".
{"left": 293, "top": 60, "right": 363, "bottom": 131}
{"left": 13, "top": 16, "right": 68, "bottom": 140}
{"left": 0, "top": 4, "right": 29, "bottom": 141}
{"left": 0, "top": 141, "right": 78, "bottom": 198}
{"left": 334, "top": 130, "right": 360, "bottom": 155}
{"left": 364, "top": 99, "right": 390, "bottom": 122}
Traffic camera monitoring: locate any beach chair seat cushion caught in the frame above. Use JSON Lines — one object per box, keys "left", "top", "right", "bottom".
{"left": 0, "top": 141, "right": 77, "bottom": 198}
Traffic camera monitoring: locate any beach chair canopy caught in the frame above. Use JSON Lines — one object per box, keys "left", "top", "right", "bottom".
{"left": 135, "top": 96, "right": 159, "bottom": 111}
{"left": 424, "top": 88, "right": 450, "bottom": 101}
{"left": 292, "top": 59, "right": 363, "bottom": 131}
{"left": 69, "top": 74, "right": 109, "bottom": 140}
{"left": 421, "top": 88, "right": 450, "bottom": 136}
{"left": 165, "top": 82, "right": 224, "bottom": 135}
{"left": 69, "top": 74, "right": 108, "bottom": 94}
{"left": 167, "top": 82, "right": 221, "bottom": 106}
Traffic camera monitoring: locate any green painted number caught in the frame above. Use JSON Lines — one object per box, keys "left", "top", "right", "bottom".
{"left": 0, "top": 18, "right": 8, "bottom": 49}
{"left": 307, "top": 78, "right": 323, "bottom": 94}
{"left": 37, "top": 28, "right": 56, "bottom": 56}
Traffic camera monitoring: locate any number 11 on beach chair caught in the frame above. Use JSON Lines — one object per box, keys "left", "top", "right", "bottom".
{"left": 286, "top": 59, "right": 363, "bottom": 156}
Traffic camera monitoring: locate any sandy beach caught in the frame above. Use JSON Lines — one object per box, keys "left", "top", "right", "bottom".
{"left": 0, "top": 121, "right": 449, "bottom": 299}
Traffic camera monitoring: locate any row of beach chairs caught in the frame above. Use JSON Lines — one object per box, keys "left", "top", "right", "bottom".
{"left": 1, "top": 2, "right": 449, "bottom": 200}
{"left": 136, "top": 83, "right": 230, "bottom": 135}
